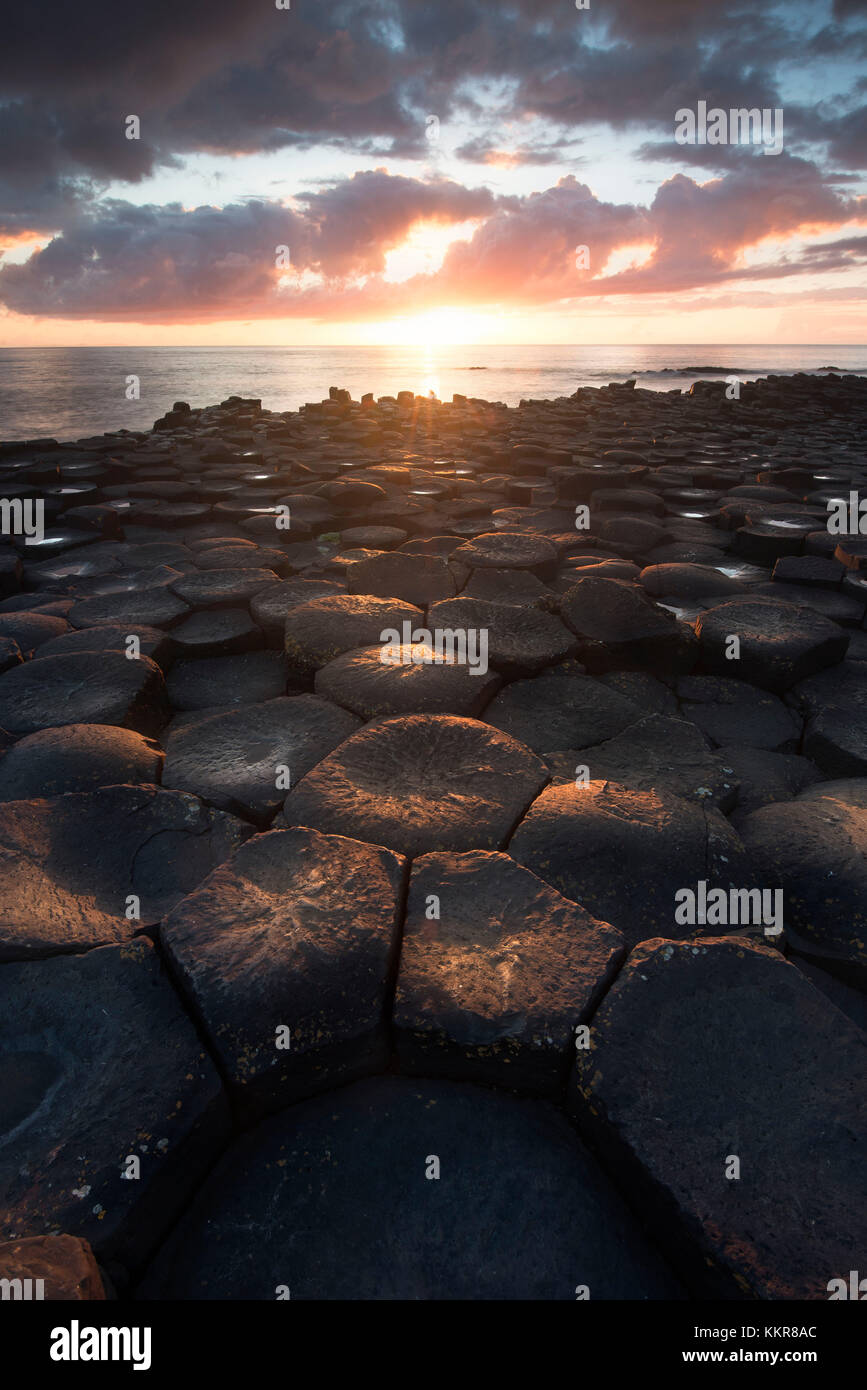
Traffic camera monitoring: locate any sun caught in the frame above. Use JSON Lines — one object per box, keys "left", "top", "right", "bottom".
{"left": 370, "top": 307, "right": 499, "bottom": 347}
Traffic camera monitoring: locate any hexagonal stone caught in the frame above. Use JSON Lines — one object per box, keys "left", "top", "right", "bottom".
{"left": 0, "top": 1235, "right": 106, "bottom": 1301}
{"left": 162, "top": 828, "right": 405, "bottom": 1117}
{"left": 639, "top": 563, "right": 743, "bottom": 601}
{"left": 0, "top": 652, "right": 169, "bottom": 736}
{"left": 0, "top": 938, "right": 229, "bottom": 1271}
{"left": 284, "top": 594, "right": 423, "bottom": 675}
{"left": 193, "top": 544, "right": 285, "bottom": 571}
{"left": 545, "top": 714, "right": 738, "bottom": 811}
{"left": 282, "top": 715, "right": 547, "bottom": 858}
{"left": 68, "top": 587, "right": 191, "bottom": 630}
{"left": 453, "top": 531, "right": 559, "bottom": 578}
{"left": 162, "top": 695, "right": 360, "bottom": 823}
{"left": 250, "top": 578, "right": 344, "bottom": 643}
{"left": 0, "top": 785, "right": 250, "bottom": 960}
{"left": 718, "top": 745, "right": 821, "bottom": 825}
{"left": 166, "top": 651, "right": 289, "bottom": 711}
{"left": 460, "top": 567, "right": 553, "bottom": 606}
{"left": 340, "top": 525, "right": 407, "bottom": 548}
{"left": 560, "top": 576, "right": 696, "bottom": 673}
{"left": 696, "top": 598, "right": 848, "bottom": 693}
{"left": 0, "top": 611, "right": 68, "bottom": 656}
{"left": 0, "top": 724, "right": 163, "bottom": 800}
{"left": 677, "top": 674, "right": 801, "bottom": 751}
{"left": 484, "top": 671, "right": 641, "bottom": 755}
{"left": 167, "top": 609, "right": 264, "bottom": 659}
{"left": 795, "top": 662, "right": 867, "bottom": 776}
{"left": 739, "top": 791, "right": 867, "bottom": 977}
{"left": 314, "top": 643, "right": 501, "bottom": 719}
{"left": 569, "top": 938, "right": 867, "bottom": 1298}
{"left": 137, "top": 1075, "right": 683, "bottom": 1300}
{"left": 426, "top": 597, "right": 577, "bottom": 677}
{"left": 394, "top": 851, "right": 624, "bottom": 1094}
{"left": 35, "top": 623, "right": 175, "bottom": 670}
{"left": 169, "top": 568, "right": 279, "bottom": 609}
{"left": 509, "top": 780, "right": 752, "bottom": 946}
{"left": 345, "top": 551, "right": 456, "bottom": 606}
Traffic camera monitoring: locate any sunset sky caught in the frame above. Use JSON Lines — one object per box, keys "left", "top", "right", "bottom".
{"left": 1, "top": 0, "right": 865, "bottom": 346}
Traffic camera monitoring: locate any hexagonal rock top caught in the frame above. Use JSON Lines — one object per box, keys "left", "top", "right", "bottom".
{"left": 0, "top": 1235, "right": 106, "bottom": 1300}
{"left": 0, "top": 939, "right": 229, "bottom": 1271}
{"left": 161, "top": 828, "right": 406, "bottom": 1118}
{"left": 569, "top": 938, "right": 867, "bottom": 1299}
{"left": 0, "top": 652, "right": 169, "bottom": 737}
{"left": 739, "top": 790, "right": 867, "bottom": 976}
{"left": 345, "top": 551, "right": 456, "bottom": 606}
{"left": 394, "top": 851, "right": 624, "bottom": 1095}
{"left": 314, "top": 644, "right": 501, "bottom": 719}
{"left": 284, "top": 594, "right": 423, "bottom": 675}
{"left": 696, "top": 597, "right": 848, "bottom": 693}
{"left": 281, "top": 714, "right": 548, "bottom": 858}
{"left": 452, "top": 531, "right": 559, "bottom": 577}
{"left": 0, "top": 785, "right": 251, "bottom": 960}
{"left": 559, "top": 575, "right": 695, "bottom": 673}
{"left": 162, "top": 695, "right": 360, "bottom": 823}
{"left": 509, "top": 779, "right": 752, "bottom": 946}
{"left": 427, "top": 597, "right": 578, "bottom": 677}
{"left": 137, "top": 1076, "right": 682, "bottom": 1300}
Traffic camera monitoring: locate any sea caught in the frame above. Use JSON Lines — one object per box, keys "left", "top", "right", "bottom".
{"left": 1, "top": 344, "right": 865, "bottom": 443}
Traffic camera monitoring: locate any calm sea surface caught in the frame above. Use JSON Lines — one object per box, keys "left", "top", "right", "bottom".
{"left": 1, "top": 344, "right": 865, "bottom": 442}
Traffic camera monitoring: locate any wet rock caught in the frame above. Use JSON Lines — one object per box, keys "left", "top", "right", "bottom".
{"left": 282, "top": 714, "right": 547, "bottom": 857}
{"left": 0, "top": 1234, "right": 106, "bottom": 1300}
{"left": 394, "top": 850, "right": 624, "bottom": 1095}
{"left": 0, "top": 938, "right": 229, "bottom": 1271}
{"left": 569, "top": 937, "right": 867, "bottom": 1298}
{"left": 0, "top": 652, "right": 169, "bottom": 736}
{"left": 0, "top": 785, "right": 250, "bottom": 959}
{"left": 162, "top": 695, "right": 359, "bottom": 823}
{"left": 137, "top": 1075, "right": 682, "bottom": 1300}
{"left": 696, "top": 597, "right": 848, "bottom": 693}
{"left": 162, "top": 828, "right": 405, "bottom": 1117}
{"left": 639, "top": 563, "right": 742, "bottom": 601}
{"left": 484, "top": 671, "right": 641, "bottom": 755}
{"left": 510, "top": 779, "right": 752, "bottom": 946}
{"left": 0, "top": 724, "right": 163, "bottom": 800}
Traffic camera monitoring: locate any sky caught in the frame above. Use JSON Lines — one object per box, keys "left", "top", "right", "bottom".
{"left": 0, "top": 0, "right": 865, "bottom": 346}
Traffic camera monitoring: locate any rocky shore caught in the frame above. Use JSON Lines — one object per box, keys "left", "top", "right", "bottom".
{"left": 0, "top": 371, "right": 865, "bottom": 1301}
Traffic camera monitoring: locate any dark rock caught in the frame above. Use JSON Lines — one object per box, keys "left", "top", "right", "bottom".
{"left": 283, "top": 714, "right": 547, "bottom": 857}
{"left": 137, "top": 1075, "right": 682, "bottom": 1300}
{"left": 394, "top": 850, "right": 624, "bottom": 1095}
{"left": 569, "top": 937, "right": 867, "bottom": 1299}
{"left": 0, "top": 938, "right": 230, "bottom": 1271}
{"left": 167, "top": 609, "right": 264, "bottom": 659}
{"left": 284, "top": 594, "right": 423, "bottom": 675}
{"left": 0, "top": 652, "right": 168, "bottom": 736}
{"left": 510, "top": 779, "right": 752, "bottom": 946}
{"left": 452, "top": 531, "right": 559, "bottom": 579}
{"left": 795, "top": 662, "right": 867, "bottom": 775}
{"left": 314, "top": 643, "right": 500, "bottom": 719}
{"left": 484, "top": 671, "right": 641, "bottom": 754}
{"left": 162, "top": 695, "right": 359, "bottom": 823}
{"left": 250, "top": 578, "right": 344, "bottom": 644}
{"left": 169, "top": 568, "right": 279, "bottom": 608}
{"left": 0, "top": 612, "right": 68, "bottom": 656}
{"left": 162, "top": 828, "right": 405, "bottom": 1117}
{"left": 346, "top": 551, "right": 456, "bottom": 606}
{"left": 68, "top": 586, "right": 191, "bottom": 631}
{"left": 677, "top": 674, "right": 801, "bottom": 751}
{"left": 0, "top": 724, "right": 163, "bottom": 800}
{"left": 0, "top": 785, "right": 249, "bottom": 959}
{"left": 560, "top": 576, "right": 696, "bottom": 673}
{"left": 166, "top": 651, "right": 289, "bottom": 710}
{"left": 696, "top": 598, "right": 848, "bottom": 693}
{"left": 427, "top": 597, "right": 577, "bottom": 677}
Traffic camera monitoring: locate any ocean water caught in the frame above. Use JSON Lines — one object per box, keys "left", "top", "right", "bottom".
{"left": 0, "top": 344, "right": 865, "bottom": 442}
